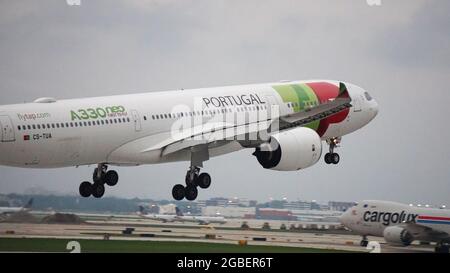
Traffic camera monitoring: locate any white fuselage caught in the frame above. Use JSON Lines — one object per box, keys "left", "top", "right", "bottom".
{"left": 0, "top": 207, "right": 25, "bottom": 214}
{"left": 176, "top": 215, "right": 227, "bottom": 225}
{"left": 0, "top": 80, "right": 377, "bottom": 168}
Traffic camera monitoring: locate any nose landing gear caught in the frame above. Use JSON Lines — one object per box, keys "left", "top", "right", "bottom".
{"left": 360, "top": 236, "right": 369, "bottom": 247}
{"left": 79, "top": 164, "right": 119, "bottom": 198}
{"left": 325, "top": 137, "right": 341, "bottom": 165}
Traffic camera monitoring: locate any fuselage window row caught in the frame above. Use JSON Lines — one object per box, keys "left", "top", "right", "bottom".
{"left": 150, "top": 105, "right": 269, "bottom": 121}
{"left": 17, "top": 117, "right": 132, "bottom": 132}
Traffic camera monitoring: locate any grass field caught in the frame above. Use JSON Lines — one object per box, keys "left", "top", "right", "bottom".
{"left": 0, "top": 238, "right": 350, "bottom": 253}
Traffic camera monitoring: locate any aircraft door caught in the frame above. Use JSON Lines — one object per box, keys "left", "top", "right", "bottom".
{"left": 264, "top": 95, "right": 280, "bottom": 120}
{"left": 131, "top": 110, "right": 142, "bottom": 132}
{"left": 0, "top": 115, "right": 16, "bottom": 142}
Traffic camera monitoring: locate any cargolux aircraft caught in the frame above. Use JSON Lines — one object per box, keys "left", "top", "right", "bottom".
{"left": 0, "top": 80, "right": 378, "bottom": 201}
{"left": 340, "top": 200, "right": 450, "bottom": 253}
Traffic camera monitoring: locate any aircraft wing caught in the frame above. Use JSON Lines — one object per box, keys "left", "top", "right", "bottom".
{"left": 142, "top": 82, "right": 352, "bottom": 158}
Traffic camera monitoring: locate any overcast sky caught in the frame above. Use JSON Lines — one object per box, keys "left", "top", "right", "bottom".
{"left": 1, "top": 0, "right": 449, "bottom": 205}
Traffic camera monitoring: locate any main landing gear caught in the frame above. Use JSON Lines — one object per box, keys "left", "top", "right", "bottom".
{"left": 324, "top": 137, "right": 341, "bottom": 165}
{"left": 172, "top": 166, "right": 212, "bottom": 201}
{"left": 79, "top": 164, "right": 119, "bottom": 198}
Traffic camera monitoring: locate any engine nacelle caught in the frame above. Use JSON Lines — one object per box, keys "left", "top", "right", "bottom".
{"left": 253, "top": 127, "right": 322, "bottom": 171}
{"left": 383, "top": 226, "right": 414, "bottom": 246}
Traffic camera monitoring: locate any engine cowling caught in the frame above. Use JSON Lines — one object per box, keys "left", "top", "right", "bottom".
{"left": 253, "top": 127, "right": 322, "bottom": 171}
{"left": 383, "top": 226, "right": 414, "bottom": 246}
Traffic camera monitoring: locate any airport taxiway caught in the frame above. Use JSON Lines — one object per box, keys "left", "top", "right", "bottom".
{"left": 0, "top": 215, "right": 437, "bottom": 253}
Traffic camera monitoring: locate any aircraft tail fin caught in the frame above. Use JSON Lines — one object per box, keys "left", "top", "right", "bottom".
{"left": 23, "top": 198, "right": 33, "bottom": 209}
{"left": 138, "top": 206, "right": 146, "bottom": 215}
{"left": 175, "top": 207, "right": 184, "bottom": 216}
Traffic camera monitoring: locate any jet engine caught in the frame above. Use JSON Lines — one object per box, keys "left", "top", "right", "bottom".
{"left": 253, "top": 127, "right": 322, "bottom": 171}
{"left": 383, "top": 226, "right": 414, "bottom": 246}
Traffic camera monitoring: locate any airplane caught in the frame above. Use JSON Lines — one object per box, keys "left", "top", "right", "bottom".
{"left": 137, "top": 206, "right": 226, "bottom": 225}
{"left": 0, "top": 80, "right": 378, "bottom": 201}
{"left": 137, "top": 205, "right": 179, "bottom": 223}
{"left": 340, "top": 200, "right": 450, "bottom": 253}
{"left": 174, "top": 207, "right": 227, "bottom": 225}
{"left": 0, "top": 198, "right": 33, "bottom": 214}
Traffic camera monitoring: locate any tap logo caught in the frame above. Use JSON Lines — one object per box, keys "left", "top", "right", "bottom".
{"left": 66, "top": 0, "right": 81, "bottom": 6}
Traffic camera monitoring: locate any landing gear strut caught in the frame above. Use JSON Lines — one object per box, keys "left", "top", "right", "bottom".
{"left": 172, "top": 166, "right": 211, "bottom": 201}
{"left": 360, "top": 236, "right": 369, "bottom": 247}
{"left": 79, "top": 164, "right": 119, "bottom": 198}
{"left": 325, "top": 137, "right": 341, "bottom": 164}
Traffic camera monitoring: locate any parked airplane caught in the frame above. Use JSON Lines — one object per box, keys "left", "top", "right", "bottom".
{"left": 137, "top": 206, "right": 226, "bottom": 225}
{"left": 175, "top": 207, "right": 227, "bottom": 225}
{"left": 0, "top": 198, "right": 33, "bottom": 214}
{"left": 340, "top": 200, "right": 450, "bottom": 253}
{"left": 0, "top": 80, "right": 377, "bottom": 200}
{"left": 137, "top": 206, "right": 179, "bottom": 223}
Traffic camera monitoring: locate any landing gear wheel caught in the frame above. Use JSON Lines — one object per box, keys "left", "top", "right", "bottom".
{"left": 172, "top": 184, "right": 186, "bottom": 201}
{"left": 197, "top": 173, "right": 211, "bottom": 189}
{"left": 105, "top": 170, "right": 119, "bottom": 186}
{"left": 331, "top": 153, "right": 340, "bottom": 164}
{"left": 79, "top": 181, "right": 92, "bottom": 198}
{"left": 360, "top": 239, "right": 368, "bottom": 247}
{"left": 92, "top": 183, "right": 105, "bottom": 198}
{"left": 324, "top": 153, "right": 331, "bottom": 164}
{"left": 93, "top": 168, "right": 106, "bottom": 184}
{"left": 185, "top": 185, "right": 198, "bottom": 201}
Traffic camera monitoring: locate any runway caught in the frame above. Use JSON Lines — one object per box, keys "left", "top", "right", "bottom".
{"left": 0, "top": 214, "right": 437, "bottom": 253}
